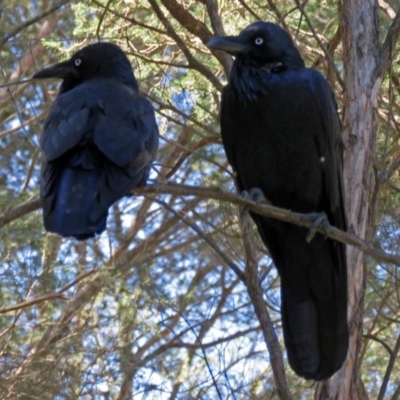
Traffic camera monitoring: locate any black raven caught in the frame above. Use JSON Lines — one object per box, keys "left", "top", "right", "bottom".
{"left": 207, "top": 22, "right": 348, "bottom": 380}
{"left": 33, "top": 43, "right": 159, "bottom": 240}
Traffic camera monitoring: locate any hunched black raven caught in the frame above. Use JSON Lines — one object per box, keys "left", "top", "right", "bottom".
{"left": 207, "top": 22, "right": 348, "bottom": 380}
{"left": 33, "top": 43, "right": 159, "bottom": 240}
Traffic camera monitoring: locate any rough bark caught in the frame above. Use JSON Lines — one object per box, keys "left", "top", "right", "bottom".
{"left": 316, "top": 1, "right": 381, "bottom": 398}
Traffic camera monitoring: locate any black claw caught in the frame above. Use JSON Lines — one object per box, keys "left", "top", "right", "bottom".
{"left": 242, "top": 187, "right": 270, "bottom": 204}
{"left": 304, "top": 212, "right": 331, "bottom": 243}
{"left": 241, "top": 187, "right": 270, "bottom": 216}
{"left": 241, "top": 189, "right": 250, "bottom": 199}
{"left": 249, "top": 187, "right": 270, "bottom": 204}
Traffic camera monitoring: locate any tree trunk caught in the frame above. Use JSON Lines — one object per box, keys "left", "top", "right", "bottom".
{"left": 316, "top": 1, "right": 380, "bottom": 398}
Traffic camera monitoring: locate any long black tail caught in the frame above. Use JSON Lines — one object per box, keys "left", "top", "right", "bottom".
{"left": 280, "top": 253, "right": 348, "bottom": 380}
{"left": 254, "top": 216, "right": 348, "bottom": 380}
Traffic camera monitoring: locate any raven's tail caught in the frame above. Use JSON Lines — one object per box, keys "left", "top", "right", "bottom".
{"left": 280, "top": 237, "right": 348, "bottom": 381}
{"left": 252, "top": 214, "right": 348, "bottom": 380}
{"left": 45, "top": 167, "right": 107, "bottom": 240}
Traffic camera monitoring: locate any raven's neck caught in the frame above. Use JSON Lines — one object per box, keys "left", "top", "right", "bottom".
{"left": 228, "top": 62, "right": 281, "bottom": 103}
{"left": 229, "top": 56, "right": 305, "bottom": 103}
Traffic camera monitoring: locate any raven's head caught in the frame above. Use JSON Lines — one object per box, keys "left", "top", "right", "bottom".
{"left": 207, "top": 21, "right": 304, "bottom": 70}
{"left": 33, "top": 43, "right": 138, "bottom": 93}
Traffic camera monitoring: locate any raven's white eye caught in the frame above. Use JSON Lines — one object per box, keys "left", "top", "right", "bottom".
{"left": 254, "top": 37, "right": 263, "bottom": 45}
{"left": 74, "top": 58, "right": 82, "bottom": 67}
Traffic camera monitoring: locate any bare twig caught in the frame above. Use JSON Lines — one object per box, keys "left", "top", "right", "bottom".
{"left": 0, "top": 79, "right": 33, "bottom": 88}
{"left": 391, "top": 384, "right": 400, "bottom": 400}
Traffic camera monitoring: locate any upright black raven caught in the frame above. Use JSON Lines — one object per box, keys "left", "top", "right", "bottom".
{"left": 207, "top": 22, "right": 348, "bottom": 380}
{"left": 33, "top": 43, "right": 159, "bottom": 240}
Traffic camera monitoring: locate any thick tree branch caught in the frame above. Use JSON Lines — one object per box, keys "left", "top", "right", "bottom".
{"left": 379, "top": 0, "right": 396, "bottom": 19}
{"left": 160, "top": 0, "right": 211, "bottom": 42}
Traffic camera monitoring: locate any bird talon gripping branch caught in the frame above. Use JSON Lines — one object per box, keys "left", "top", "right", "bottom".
{"left": 241, "top": 188, "right": 269, "bottom": 217}
{"left": 247, "top": 187, "right": 270, "bottom": 205}
{"left": 305, "top": 212, "right": 331, "bottom": 243}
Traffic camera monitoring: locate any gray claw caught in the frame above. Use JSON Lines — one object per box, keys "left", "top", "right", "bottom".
{"left": 242, "top": 187, "right": 270, "bottom": 204}
{"left": 305, "top": 212, "right": 331, "bottom": 243}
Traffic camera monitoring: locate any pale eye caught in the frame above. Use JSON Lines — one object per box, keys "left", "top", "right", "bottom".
{"left": 254, "top": 37, "right": 263, "bottom": 45}
{"left": 74, "top": 58, "right": 82, "bottom": 67}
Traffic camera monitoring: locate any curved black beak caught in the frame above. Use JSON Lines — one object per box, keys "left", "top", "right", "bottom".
{"left": 32, "top": 59, "right": 77, "bottom": 80}
{"left": 207, "top": 36, "right": 250, "bottom": 56}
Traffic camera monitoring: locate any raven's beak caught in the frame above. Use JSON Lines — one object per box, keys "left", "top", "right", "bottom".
{"left": 207, "top": 36, "right": 250, "bottom": 56}
{"left": 32, "top": 59, "right": 77, "bottom": 80}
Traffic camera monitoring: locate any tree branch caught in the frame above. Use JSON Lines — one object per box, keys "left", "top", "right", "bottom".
{"left": 0, "top": 268, "right": 97, "bottom": 314}
{"left": 158, "top": 0, "right": 231, "bottom": 75}
{"left": 204, "top": 0, "right": 233, "bottom": 73}
{"left": 378, "top": 6, "right": 400, "bottom": 77}
{"left": 133, "top": 183, "right": 400, "bottom": 266}
{"left": 294, "top": 0, "right": 343, "bottom": 88}
{"left": 240, "top": 209, "right": 291, "bottom": 400}
{"left": 0, "top": 198, "right": 41, "bottom": 228}
{"left": 1, "top": 183, "right": 398, "bottom": 268}
{"left": 146, "top": 0, "right": 223, "bottom": 91}
{"left": 377, "top": 332, "right": 400, "bottom": 400}
{"left": 0, "top": 0, "right": 71, "bottom": 48}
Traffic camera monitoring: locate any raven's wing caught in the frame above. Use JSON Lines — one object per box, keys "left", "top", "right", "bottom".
{"left": 41, "top": 96, "right": 90, "bottom": 162}
{"left": 306, "top": 69, "right": 347, "bottom": 233}
{"left": 40, "top": 89, "right": 94, "bottom": 223}
{"left": 93, "top": 86, "right": 159, "bottom": 188}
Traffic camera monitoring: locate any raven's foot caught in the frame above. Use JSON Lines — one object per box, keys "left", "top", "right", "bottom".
{"left": 242, "top": 188, "right": 270, "bottom": 205}
{"left": 241, "top": 188, "right": 270, "bottom": 216}
{"left": 304, "top": 212, "right": 331, "bottom": 243}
